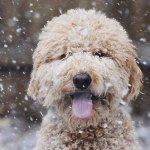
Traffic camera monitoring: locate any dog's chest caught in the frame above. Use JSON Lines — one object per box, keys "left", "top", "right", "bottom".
{"left": 59, "top": 124, "right": 127, "bottom": 150}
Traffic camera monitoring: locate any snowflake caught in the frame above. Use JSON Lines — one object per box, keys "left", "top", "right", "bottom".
{"left": 139, "top": 38, "right": 146, "bottom": 42}
{"left": 4, "top": 44, "right": 8, "bottom": 48}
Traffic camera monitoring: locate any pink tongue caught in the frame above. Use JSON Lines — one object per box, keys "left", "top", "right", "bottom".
{"left": 72, "top": 92, "right": 93, "bottom": 119}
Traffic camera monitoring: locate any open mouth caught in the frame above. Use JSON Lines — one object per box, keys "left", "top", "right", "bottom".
{"left": 70, "top": 91, "right": 105, "bottom": 119}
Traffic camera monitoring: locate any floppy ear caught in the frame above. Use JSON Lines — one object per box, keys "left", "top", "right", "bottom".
{"left": 126, "top": 58, "right": 143, "bottom": 101}
{"left": 27, "top": 45, "right": 45, "bottom": 104}
{"left": 27, "top": 70, "right": 39, "bottom": 101}
{"left": 27, "top": 70, "right": 45, "bottom": 105}
{"left": 114, "top": 46, "right": 143, "bottom": 102}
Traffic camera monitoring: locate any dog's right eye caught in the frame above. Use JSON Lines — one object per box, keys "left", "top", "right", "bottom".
{"left": 59, "top": 51, "right": 73, "bottom": 60}
{"left": 94, "top": 52, "right": 104, "bottom": 57}
{"left": 59, "top": 54, "right": 66, "bottom": 60}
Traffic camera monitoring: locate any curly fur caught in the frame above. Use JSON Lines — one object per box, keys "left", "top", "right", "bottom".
{"left": 28, "top": 9, "right": 142, "bottom": 150}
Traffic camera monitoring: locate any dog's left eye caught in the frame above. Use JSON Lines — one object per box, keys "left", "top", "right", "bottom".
{"left": 59, "top": 54, "right": 66, "bottom": 59}
{"left": 59, "top": 51, "right": 73, "bottom": 60}
{"left": 94, "top": 52, "right": 104, "bottom": 57}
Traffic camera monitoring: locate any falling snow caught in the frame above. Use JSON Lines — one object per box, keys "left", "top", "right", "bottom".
{"left": 0, "top": 1, "right": 149, "bottom": 150}
{"left": 101, "top": 123, "right": 108, "bottom": 128}
{"left": 117, "top": 120, "right": 123, "bottom": 125}
{"left": 29, "top": 3, "right": 33, "bottom": 7}
{"left": 120, "top": 100, "right": 126, "bottom": 105}
{"left": 4, "top": 44, "right": 8, "bottom": 48}
{"left": 143, "top": 61, "right": 147, "bottom": 65}
{"left": 0, "top": 83, "right": 4, "bottom": 91}
{"left": 12, "top": 60, "right": 16, "bottom": 64}
{"left": 139, "top": 38, "right": 146, "bottom": 42}
{"left": 16, "top": 28, "right": 22, "bottom": 33}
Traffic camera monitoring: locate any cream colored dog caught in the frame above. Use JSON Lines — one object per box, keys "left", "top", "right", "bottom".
{"left": 28, "top": 9, "right": 142, "bottom": 150}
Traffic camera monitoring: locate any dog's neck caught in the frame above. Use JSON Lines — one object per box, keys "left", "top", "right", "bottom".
{"left": 44, "top": 108, "right": 135, "bottom": 149}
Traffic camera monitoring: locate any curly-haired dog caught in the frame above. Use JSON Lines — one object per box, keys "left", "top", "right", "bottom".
{"left": 28, "top": 9, "right": 142, "bottom": 150}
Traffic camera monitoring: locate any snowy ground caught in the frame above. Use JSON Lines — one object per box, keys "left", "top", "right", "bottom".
{"left": 0, "top": 118, "right": 38, "bottom": 150}
{"left": 0, "top": 117, "right": 149, "bottom": 150}
{"left": 136, "top": 125, "right": 150, "bottom": 150}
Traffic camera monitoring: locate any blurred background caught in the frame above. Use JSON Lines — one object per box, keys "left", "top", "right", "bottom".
{"left": 0, "top": 0, "right": 150, "bottom": 150}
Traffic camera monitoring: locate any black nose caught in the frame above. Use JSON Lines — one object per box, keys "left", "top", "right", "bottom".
{"left": 73, "top": 73, "right": 92, "bottom": 90}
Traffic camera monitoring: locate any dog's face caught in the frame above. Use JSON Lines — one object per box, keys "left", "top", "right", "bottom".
{"left": 28, "top": 9, "right": 142, "bottom": 128}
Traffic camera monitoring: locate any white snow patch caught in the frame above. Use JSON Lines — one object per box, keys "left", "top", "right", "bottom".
{"left": 147, "top": 112, "right": 150, "bottom": 118}
{"left": 139, "top": 38, "right": 146, "bottom": 42}
{"left": 143, "top": 61, "right": 147, "bottom": 65}
{"left": 120, "top": 100, "right": 126, "bottom": 105}
{"left": 78, "top": 130, "right": 83, "bottom": 133}
{"left": 121, "top": 88, "right": 129, "bottom": 97}
{"left": 0, "top": 83, "right": 4, "bottom": 91}
{"left": 24, "top": 95, "right": 29, "bottom": 101}
{"left": 105, "top": 82, "right": 112, "bottom": 91}
{"left": 4, "top": 44, "right": 8, "bottom": 48}
{"left": 12, "top": 60, "right": 16, "bottom": 64}
{"left": 117, "top": 120, "right": 123, "bottom": 125}
{"left": 13, "top": 17, "right": 19, "bottom": 22}
{"left": 1, "top": 30, "right": 4, "bottom": 34}
{"left": 29, "top": 117, "right": 34, "bottom": 122}
{"left": 136, "top": 125, "right": 150, "bottom": 150}
{"left": 29, "top": 3, "right": 33, "bottom": 7}
{"left": 102, "top": 123, "right": 108, "bottom": 128}
{"left": 147, "top": 25, "right": 150, "bottom": 32}
{"left": 29, "top": 10, "right": 33, "bottom": 13}
{"left": 39, "top": 111, "right": 44, "bottom": 117}
{"left": 16, "top": 28, "right": 22, "bottom": 33}
{"left": 9, "top": 35, "right": 13, "bottom": 39}
{"left": 136, "top": 60, "right": 139, "bottom": 64}
{"left": 58, "top": 8, "right": 62, "bottom": 14}
{"left": 128, "top": 84, "right": 131, "bottom": 87}
{"left": 24, "top": 107, "right": 28, "bottom": 111}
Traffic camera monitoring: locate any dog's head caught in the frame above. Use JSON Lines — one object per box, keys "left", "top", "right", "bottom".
{"left": 28, "top": 9, "right": 142, "bottom": 128}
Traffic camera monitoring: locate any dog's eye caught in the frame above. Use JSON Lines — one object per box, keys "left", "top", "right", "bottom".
{"left": 94, "top": 52, "right": 104, "bottom": 57}
{"left": 59, "top": 54, "right": 66, "bottom": 59}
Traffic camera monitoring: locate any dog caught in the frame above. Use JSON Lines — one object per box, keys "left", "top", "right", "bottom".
{"left": 28, "top": 9, "right": 142, "bottom": 150}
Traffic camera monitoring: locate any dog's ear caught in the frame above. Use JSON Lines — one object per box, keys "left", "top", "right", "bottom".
{"left": 27, "top": 70, "right": 43, "bottom": 104}
{"left": 27, "top": 70, "right": 38, "bottom": 100}
{"left": 115, "top": 47, "right": 143, "bottom": 102}
{"left": 126, "top": 57, "right": 143, "bottom": 101}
